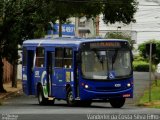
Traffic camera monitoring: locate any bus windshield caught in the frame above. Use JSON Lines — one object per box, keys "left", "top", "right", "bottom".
{"left": 81, "top": 49, "right": 132, "bottom": 80}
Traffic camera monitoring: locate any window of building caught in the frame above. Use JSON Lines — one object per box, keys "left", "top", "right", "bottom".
{"left": 78, "top": 21, "right": 85, "bottom": 27}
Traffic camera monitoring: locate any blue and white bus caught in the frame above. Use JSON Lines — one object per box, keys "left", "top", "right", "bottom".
{"left": 22, "top": 37, "right": 133, "bottom": 108}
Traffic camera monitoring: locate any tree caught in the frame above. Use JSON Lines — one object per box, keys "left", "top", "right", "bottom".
{"left": 47, "top": 0, "right": 103, "bottom": 37}
{"left": 105, "top": 32, "right": 134, "bottom": 49}
{"left": 0, "top": 0, "right": 138, "bottom": 93}
{"left": 103, "top": 0, "right": 137, "bottom": 24}
{"left": 0, "top": 0, "right": 22, "bottom": 91}
{"left": 50, "top": 0, "right": 137, "bottom": 36}
{"left": 0, "top": 0, "right": 48, "bottom": 91}
{"left": 138, "top": 40, "right": 160, "bottom": 65}
{"left": 106, "top": 32, "right": 131, "bottom": 41}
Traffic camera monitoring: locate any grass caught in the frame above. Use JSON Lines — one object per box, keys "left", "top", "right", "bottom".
{"left": 138, "top": 80, "right": 160, "bottom": 108}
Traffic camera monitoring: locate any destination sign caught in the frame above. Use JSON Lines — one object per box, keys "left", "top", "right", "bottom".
{"left": 80, "top": 41, "right": 130, "bottom": 50}
{"left": 90, "top": 42, "right": 121, "bottom": 48}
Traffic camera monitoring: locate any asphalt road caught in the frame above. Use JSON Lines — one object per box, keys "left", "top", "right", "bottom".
{"left": 0, "top": 72, "right": 160, "bottom": 120}
{"left": 0, "top": 94, "right": 160, "bottom": 120}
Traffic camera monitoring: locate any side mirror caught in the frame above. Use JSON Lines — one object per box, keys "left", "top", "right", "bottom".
{"left": 131, "top": 52, "right": 134, "bottom": 62}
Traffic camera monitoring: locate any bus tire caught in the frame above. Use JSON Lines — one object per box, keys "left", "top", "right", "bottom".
{"left": 37, "top": 86, "right": 47, "bottom": 105}
{"left": 109, "top": 98, "right": 125, "bottom": 108}
{"left": 67, "top": 90, "right": 77, "bottom": 106}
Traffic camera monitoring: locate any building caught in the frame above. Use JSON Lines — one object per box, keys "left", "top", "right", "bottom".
{"left": 46, "top": 17, "right": 98, "bottom": 38}
{"left": 76, "top": 17, "right": 99, "bottom": 38}
{"left": 99, "top": 0, "right": 160, "bottom": 45}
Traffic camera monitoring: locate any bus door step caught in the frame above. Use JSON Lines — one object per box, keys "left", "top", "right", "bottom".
{"left": 48, "top": 97, "right": 55, "bottom": 100}
{"left": 75, "top": 97, "right": 80, "bottom": 100}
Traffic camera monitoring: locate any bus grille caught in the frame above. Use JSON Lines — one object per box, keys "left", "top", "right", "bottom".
{"left": 95, "top": 87, "right": 127, "bottom": 92}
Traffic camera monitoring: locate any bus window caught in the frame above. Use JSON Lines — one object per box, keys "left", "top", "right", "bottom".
{"left": 23, "top": 47, "right": 27, "bottom": 66}
{"left": 35, "top": 47, "right": 45, "bottom": 67}
{"left": 64, "top": 48, "right": 72, "bottom": 68}
{"left": 55, "top": 48, "right": 63, "bottom": 68}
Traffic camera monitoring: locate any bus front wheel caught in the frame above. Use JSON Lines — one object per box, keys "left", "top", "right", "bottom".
{"left": 109, "top": 98, "right": 125, "bottom": 108}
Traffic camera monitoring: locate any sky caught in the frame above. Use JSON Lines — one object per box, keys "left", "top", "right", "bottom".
{"left": 99, "top": 0, "right": 160, "bottom": 44}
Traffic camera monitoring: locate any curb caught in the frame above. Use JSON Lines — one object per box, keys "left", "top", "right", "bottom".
{"left": 0, "top": 89, "right": 22, "bottom": 102}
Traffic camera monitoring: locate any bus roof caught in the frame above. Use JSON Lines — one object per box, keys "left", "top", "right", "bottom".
{"left": 23, "top": 37, "right": 128, "bottom": 48}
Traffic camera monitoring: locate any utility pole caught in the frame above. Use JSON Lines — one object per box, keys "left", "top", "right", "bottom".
{"left": 48, "top": 21, "right": 53, "bottom": 38}
{"left": 149, "top": 43, "right": 152, "bottom": 102}
{"left": 75, "top": 17, "right": 79, "bottom": 37}
{"left": 117, "top": 26, "right": 121, "bottom": 35}
{"left": 146, "top": 43, "right": 156, "bottom": 102}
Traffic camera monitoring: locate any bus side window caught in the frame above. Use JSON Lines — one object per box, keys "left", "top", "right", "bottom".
{"left": 64, "top": 48, "right": 72, "bottom": 69}
{"left": 55, "top": 48, "right": 63, "bottom": 68}
{"left": 35, "top": 47, "right": 45, "bottom": 67}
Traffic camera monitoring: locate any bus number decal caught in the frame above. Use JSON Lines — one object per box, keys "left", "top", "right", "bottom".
{"left": 115, "top": 84, "right": 121, "bottom": 87}
{"left": 35, "top": 71, "right": 40, "bottom": 78}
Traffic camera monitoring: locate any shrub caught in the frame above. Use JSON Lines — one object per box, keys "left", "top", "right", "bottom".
{"left": 133, "top": 61, "right": 155, "bottom": 72}
{"left": 134, "top": 55, "right": 145, "bottom": 61}
{"left": 133, "top": 61, "right": 149, "bottom": 72}
{"left": 138, "top": 40, "right": 160, "bottom": 65}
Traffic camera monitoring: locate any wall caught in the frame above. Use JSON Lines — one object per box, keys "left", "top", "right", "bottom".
{"left": 3, "top": 58, "right": 13, "bottom": 83}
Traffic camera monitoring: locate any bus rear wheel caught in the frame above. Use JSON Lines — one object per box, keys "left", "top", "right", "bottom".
{"left": 67, "top": 90, "right": 77, "bottom": 106}
{"left": 37, "top": 86, "right": 47, "bottom": 105}
{"left": 109, "top": 98, "right": 125, "bottom": 108}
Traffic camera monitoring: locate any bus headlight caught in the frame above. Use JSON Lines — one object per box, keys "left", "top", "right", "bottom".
{"left": 127, "top": 83, "right": 131, "bottom": 87}
{"left": 85, "top": 84, "right": 89, "bottom": 89}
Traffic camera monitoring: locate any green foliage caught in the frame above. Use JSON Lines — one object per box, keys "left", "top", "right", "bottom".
{"left": 0, "top": 0, "right": 138, "bottom": 91}
{"left": 138, "top": 40, "right": 160, "bottom": 65}
{"left": 106, "top": 32, "right": 131, "bottom": 41}
{"left": 134, "top": 53, "right": 156, "bottom": 72}
{"left": 105, "top": 32, "right": 133, "bottom": 49}
{"left": 133, "top": 61, "right": 156, "bottom": 72}
{"left": 138, "top": 80, "right": 160, "bottom": 108}
{"left": 133, "top": 61, "right": 150, "bottom": 72}
{"left": 53, "top": 0, "right": 138, "bottom": 24}
{"left": 1, "top": 0, "right": 138, "bottom": 43}
{"left": 103, "top": 0, "right": 138, "bottom": 24}
{"left": 34, "top": 24, "right": 45, "bottom": 39}
{"left": 134, "top": 55, "right": 145, "bottom": 61}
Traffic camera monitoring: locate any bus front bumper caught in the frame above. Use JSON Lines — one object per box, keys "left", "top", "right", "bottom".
{"left": 79, "top": 87, "right": 133, "bottom": 100}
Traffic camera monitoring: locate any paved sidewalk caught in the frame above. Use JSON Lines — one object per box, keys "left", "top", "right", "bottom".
{"left": 0, "top": 80, "right": 22, "bottom": 101}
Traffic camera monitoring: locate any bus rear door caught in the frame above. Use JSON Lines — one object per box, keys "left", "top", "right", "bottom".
{"left": 52, "top": 48, "right": 66, "bottom": 99}
{"left": 22, "top": 49, "right": 35, "bottom": 95}
{"left": 46, "top": 51, "right": 54, "bottom": 97}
